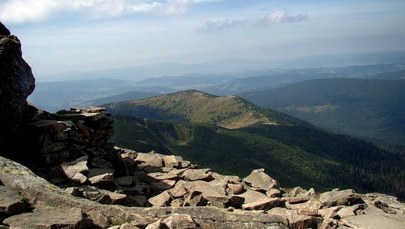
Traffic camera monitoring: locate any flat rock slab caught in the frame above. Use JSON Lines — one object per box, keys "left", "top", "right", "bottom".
{"left": 342, "top": 206, "right": 405, "bottom": 229}
{"left": 0, "top": 186, "right": 29, "bottom": 216}
{"left": 243, "top": 168, "right": 279, "bottom": 191}
{"left": 319, "top": 189, "right": 363, "bottom": 207}
{"left": 3, "top": 206, "right": 92, "bottom": 229}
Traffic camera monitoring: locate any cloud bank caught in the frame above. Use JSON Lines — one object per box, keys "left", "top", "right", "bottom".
{"left": 198, "top": 10, "right": 308, "bottom": 32}
{"left": 0, "top": 0, "right": 202, "bottom": 24}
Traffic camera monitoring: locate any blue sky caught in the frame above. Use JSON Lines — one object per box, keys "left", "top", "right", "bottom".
{"left": 1, "top": 0, "right": 405, "bottom": 80}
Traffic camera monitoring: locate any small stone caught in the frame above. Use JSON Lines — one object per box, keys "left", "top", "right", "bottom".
{"left": 227, "top": 183, "right": 245, "bottom": 195}
{"left": 289, "top": 186, "right": 307, "bottom": 197}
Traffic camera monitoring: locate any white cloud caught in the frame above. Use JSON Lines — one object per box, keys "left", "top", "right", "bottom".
{"left": 257, "top": 10, "right": 308, "bottom": 25}
{"left": 198, "top": 18, "right": 246, "bottom": 32}
{"left": 0, "top": 0, "right": 62, "bottom": 24}
{"left": 198, "top": 10, "right": 308, "bottom": 33}
{"left": 0, "top": 0, "right": 202, "bottom": 24}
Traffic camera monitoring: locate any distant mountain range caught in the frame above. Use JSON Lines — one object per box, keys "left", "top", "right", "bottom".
{"left": 205, "top": 63, "right": 405, "bottom": 95}
{"left": 30, "top": 62, "right": 405, "bottom": 112}
{"left": 105, "top": 90, "right": 405, "bottom": 199}
{"left": 241, "top": 78, "right": 405, "bottom": 146}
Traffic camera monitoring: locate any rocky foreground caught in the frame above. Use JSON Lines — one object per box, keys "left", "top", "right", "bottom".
{"left": 1, "top": 21, "right": 405, "bottom": 229}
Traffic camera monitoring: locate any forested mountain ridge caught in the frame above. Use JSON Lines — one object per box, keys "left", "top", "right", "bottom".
{"left": 241, "top": 78, "right": 405, "bottom": 145}
{"left": 106, "top": 90, "right": 405, "bottom": 199}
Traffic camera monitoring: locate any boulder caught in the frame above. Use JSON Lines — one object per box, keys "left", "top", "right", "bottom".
{"left": 336, "top": 204, "right": 366, "bottom": 219}
{"left": 135, "top": 152, "right": 164, "bottom": 169}
{"left": 88, "top": 168, "right": 115, "bottom": 188}
{"left": 227, "top": 183, "right": 245, "bottom": 195}
{"left": 266, "top": 188, "right": 282, "bottom": 198}
{"left": 237, "top": 189, "right": 271, "bottom": 204}
{"left": 145, "top": 219, "right": 163, "bottom": 229}
{"left": 162, "top": 213, "right": 198, "bottom": 229}
{"left": 3, "top": 206, "right": 93, "bottom": 229}
{"left": 148, "top": 191, "right": 172, "bottom": 207}
{"left": 162, "top": 155, "right": 184, "bottom": 168}
{"left": 168, "top": 181, "right": 188, "bottom": 198}
{"left": 82, "top": 186, "right": 112, "bottom": 204}
{"left": 185, "top": 180, "right": 229, "bottom": 208}
{"left": 319, "top": 189, "right": 363, "bottom": 207}
{"left": 289, "top": 186, "right": 307, "bottom": 197}
{"left": 59, "top": 155, "right": 89, "bottom": 179}
{"left": 71, "top": 172, "right": 88, "bottom": 184}
{"left": 183, "top": 191, "right": 206, "bottom": 207}
{"left": 243, "top": 168, "right": 279, "bottom": 191}
{"left": 181, "top": 169, "right": 212, "bottom": 181}
{"left": 87, "top": 210, "right": 111, "bottom": 228}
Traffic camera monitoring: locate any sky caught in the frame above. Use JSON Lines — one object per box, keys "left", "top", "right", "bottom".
{"left": 1, "top": 0, "right": 405, "bottom": 81}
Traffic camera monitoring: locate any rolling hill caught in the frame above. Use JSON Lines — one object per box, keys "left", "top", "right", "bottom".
{"left": 105, "top": 90, "right": 278, "bottom": 129}
{"left": 106, "top": 90, "right": 405, "bottom": 199}
{"left": 240, "top": 78, "right": 405, "bottom": 145}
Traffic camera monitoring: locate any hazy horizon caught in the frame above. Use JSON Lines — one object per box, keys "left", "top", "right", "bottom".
{"left": 2, "top": 0, "right": 405, "bottom": 81}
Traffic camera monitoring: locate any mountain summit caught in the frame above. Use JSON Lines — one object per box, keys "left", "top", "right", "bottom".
{"left": 105, "top": 90, "right": 277, "bottom": 129}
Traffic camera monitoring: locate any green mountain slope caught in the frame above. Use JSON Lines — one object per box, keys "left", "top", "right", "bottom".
{"left": 113, "top": 116, "right": 405, "bottom": 199}
{"left": 106, "top": 90, "right": 405, "bottom": 199}
{"left": 241, "top": 78, "right": 405, "bottom": 145}
{"left": 105, "top": 90, "right": 277, "bottom": 129}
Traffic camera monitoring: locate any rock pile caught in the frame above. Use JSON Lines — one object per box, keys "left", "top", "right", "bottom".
{"left": 25, "top": 107, "right": 115, "bottom": 165}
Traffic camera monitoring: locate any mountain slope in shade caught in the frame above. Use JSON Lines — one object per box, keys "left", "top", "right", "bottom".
{"left": 105, "top": 90, "right": 277, "bottom": 129}
{"left": 112, "top": 116, "right": 405, "bottom": 200}
{"left": 241, "top": 78, "right": 405, "bottom": 145}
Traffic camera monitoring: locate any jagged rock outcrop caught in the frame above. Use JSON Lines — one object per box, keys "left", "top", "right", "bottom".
{"left": 0, "top": 21, "right": 35, "bottom": 151}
